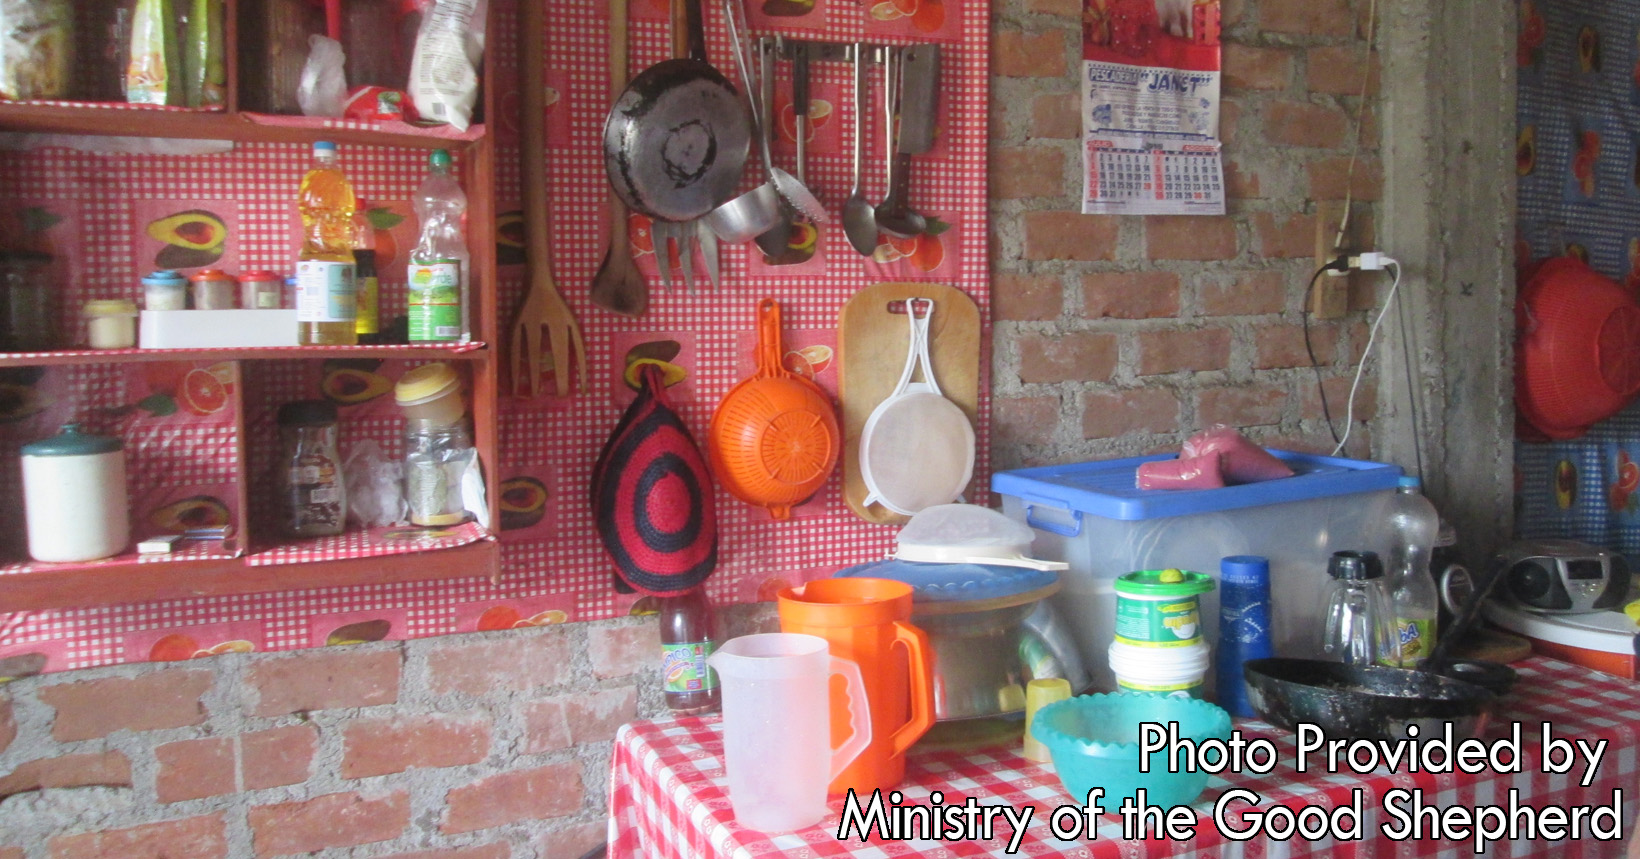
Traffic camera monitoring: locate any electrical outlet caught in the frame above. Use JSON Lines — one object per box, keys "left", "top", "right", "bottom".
{"left": 1311, "top": 201, "right": 1350, "bottom": 320}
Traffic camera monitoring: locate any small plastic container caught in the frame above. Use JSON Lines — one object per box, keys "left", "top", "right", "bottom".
{"left": 239, "top": 271, "right": 284, "bottom": 309}
{"left": 190, "top": 269, "right": 237, "bottom": 310}
{"left": 142, "top": 270, "right": 188, "bottom": 311}
{"left": 1114, "top": 569, "right": 1214, "bottom": 646}
{"left": 394, "top": 362, "right": 464, "bottom": 426}
{"left": 83, "top": 299, "right": 138, "bottom": 349}
{"left": 1108, "top": 638, "right": 1210, "bottom": 698}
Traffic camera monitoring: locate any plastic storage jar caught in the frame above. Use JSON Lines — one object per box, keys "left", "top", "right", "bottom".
{"left": 142, "top": 270, "right": 188, "bottom": 310}
{"left": 1114, "top": 569, "right": 1215, "bottom": 646}
{"left": 1108, "top": 638, "right": 1211, "bottom": 698}
{"left": 21, "top": 424, "right": 129, "bottom": 562}
{"left": 394, "top": 362, "right": 464, "bottom": 426}
{"left": 83, "top": 299, "right": 138, "bottom": 349}
{"left": 189, "top": 269, "right": 237, "bottom": 309}
{"left": 239, "top": 271, "right": 284, "bottom": 309}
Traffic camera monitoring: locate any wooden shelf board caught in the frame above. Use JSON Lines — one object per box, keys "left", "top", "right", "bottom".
{"left": 0, "top": 343, "right": 491, "bottom": 367}
{"left": 0, "top": 103, "right": 486, "bottom": 150}
{"left": 0, "top": 539, "right": 500, "bottom": 613}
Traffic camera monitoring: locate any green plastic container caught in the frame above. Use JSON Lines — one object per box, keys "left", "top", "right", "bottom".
{"left": 1113, "top": 569, "right": 1214, "bottom": 647}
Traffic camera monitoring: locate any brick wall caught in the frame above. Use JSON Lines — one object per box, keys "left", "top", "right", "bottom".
{"left": 0, "top": 606, "right": 778, "bottom": 859}
{"left": 989, "top": 0, "right": 1383, "bottom": 470}
{"left": 0, "top": 1, "right": 1388, "bottom": 856}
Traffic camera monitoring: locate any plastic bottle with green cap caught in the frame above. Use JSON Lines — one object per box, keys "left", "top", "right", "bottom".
{"left": 409, "top": 149, "right": 468, "bottom": 342}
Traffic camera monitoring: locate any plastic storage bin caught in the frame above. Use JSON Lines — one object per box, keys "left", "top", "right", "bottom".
{"left": 993, "top": 450, "right": 1402, "bottom": 692}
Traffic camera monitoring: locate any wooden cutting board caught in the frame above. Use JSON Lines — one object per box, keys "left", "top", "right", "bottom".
{"left": 838, "top": 283, "right": 980, "bottom": 525}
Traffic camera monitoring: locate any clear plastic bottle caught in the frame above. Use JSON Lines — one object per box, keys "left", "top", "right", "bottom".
{"left": 659, "top": 588, "right": 721, "bottom": 715}
{"left": 1385, "top": 475, "right": 1441, "bottom": 667}
{"left": 296, "top": 141, "right": 359, "bottom": 346}
{"left": 408, "top": 149, "right": 467, "bottom": 342}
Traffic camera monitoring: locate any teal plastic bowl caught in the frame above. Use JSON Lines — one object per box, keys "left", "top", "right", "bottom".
{"left": 1031, "top": 692, "right": 1233, "bottom": 810}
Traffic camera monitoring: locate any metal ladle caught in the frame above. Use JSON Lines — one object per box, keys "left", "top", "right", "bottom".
{"left": 842, "top": 41, "right": 878, "bottom": 257}
{"left": 704, "top": 3, "right": 825, "bottom": 243}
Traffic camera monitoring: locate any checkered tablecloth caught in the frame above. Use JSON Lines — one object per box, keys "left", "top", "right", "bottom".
{"left": 607, "top": 657, "right": 1640, "bottom": 859}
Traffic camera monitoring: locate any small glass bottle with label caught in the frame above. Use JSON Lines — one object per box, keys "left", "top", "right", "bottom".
{"left": 278, "top": 400, "right": 346, "bottom": 537}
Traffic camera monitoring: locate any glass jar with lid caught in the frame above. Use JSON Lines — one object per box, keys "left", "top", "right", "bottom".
{"left": 405, "top": 419, "right": 474, "bottom": 526}
{"left": 278, "top": 400, "right": 347, "bottom": 537}
{"left": 0, "top": 250, "right": 57, "bottom": 352}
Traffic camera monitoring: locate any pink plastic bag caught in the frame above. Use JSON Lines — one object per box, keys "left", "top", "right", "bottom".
{"left": 1136, "top": 452, "right": 1226, "bottom": 490}
{"left": 1181, "top": 425, "right": 1294, "bottom": 483}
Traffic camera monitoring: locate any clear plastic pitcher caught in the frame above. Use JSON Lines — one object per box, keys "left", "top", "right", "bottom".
{"left": 708, "top": 633, "right": 872, "bottom": 833}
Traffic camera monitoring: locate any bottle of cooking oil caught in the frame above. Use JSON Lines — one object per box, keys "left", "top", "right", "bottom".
{"left": 296, "top": 141, "right": 358, "bottom": 346}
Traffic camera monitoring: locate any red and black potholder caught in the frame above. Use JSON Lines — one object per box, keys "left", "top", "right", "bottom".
{"left": 591, "top": 363, "right": 718, "bottom": 596}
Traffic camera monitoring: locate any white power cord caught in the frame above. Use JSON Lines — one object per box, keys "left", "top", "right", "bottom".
{"left": 1332, "top": 256, "right": 1400, "bottom": 457}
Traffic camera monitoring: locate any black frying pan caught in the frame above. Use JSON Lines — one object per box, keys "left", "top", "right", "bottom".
{"left": 1242, "top": 556, "right": 1511, "bottom": 741}
{"left": 602, "top": 0, "right": 750, "bottom": 223}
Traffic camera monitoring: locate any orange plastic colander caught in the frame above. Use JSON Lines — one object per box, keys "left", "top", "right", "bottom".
{"left": 1516, "top": 256, "right": 1640, "bottom": 439}
{"left": 709, "top": 298, "right": 840, "bottom": 519}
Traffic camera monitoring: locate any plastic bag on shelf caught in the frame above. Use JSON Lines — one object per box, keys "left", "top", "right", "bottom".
{"left": 343, "top": 439, "right": 407, "bottom": 528}
{"left": 409, "top": 0, "right": 487, "bottom": 131}
{"left": 297, "top": 35, "right": 347, "bottom": 118}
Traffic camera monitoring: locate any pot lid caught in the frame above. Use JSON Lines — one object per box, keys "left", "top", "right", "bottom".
{"left": 836, "top": 559, "right": 1059, "bottom": 611}
{"left": 23, "top": 423, "right": 122, "bottom": 456}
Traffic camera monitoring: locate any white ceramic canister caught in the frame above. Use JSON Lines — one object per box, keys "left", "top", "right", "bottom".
{"left": 22, "top": 424, "right": 129, "bottom": 562}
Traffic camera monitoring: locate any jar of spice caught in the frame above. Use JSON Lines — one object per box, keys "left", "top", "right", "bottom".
{"left": 142, "top": 269, "right": 188, "bottom": 310}
{"left": 189, "top": 269, "right": 236, "bottom": 309}
{"left": 239, "top": 270, "right": 283, "bottom": 309}
{"left": 83, "top": 299, "right": 137, "bottom": 349}
{"left": 0, "top": 250, "right": 57, "bottom": 352}
{"left": 278, "top": 400, "right": 347, "bottom": 537}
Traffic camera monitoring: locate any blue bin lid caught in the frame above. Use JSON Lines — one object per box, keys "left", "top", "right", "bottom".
{"left": 837, "top": 559, "right": 1058, "bottom": 604}
{"left": 990, "top": 449, "right": 1401, "bottom": 522}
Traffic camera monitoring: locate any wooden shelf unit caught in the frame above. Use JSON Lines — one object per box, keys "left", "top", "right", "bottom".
{"left": 0, "top": 0, "right": 507, "bottom": 613}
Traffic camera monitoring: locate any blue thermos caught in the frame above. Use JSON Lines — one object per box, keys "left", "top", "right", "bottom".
{"left": 1216, "top": 555, "right": 1274, "bottom": 717}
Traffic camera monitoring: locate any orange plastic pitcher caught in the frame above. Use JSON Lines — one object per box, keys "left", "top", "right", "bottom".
{"left": 777, "top": 577, "right": 934, "bottom": 795}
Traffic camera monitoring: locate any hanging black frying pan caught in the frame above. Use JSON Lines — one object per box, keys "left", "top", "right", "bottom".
{"left": 602, "top": 0, "right": 750, "bottom": 223}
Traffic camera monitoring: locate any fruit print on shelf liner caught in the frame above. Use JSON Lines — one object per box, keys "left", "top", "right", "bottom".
{"left": 127, "top": 621, "right": 264, "bottom": 663}
{"left": 772, "top": 81, "right": 843, "bottom": 156}
{"left": 610, "top": 332, "right": 696, "bottom": 409}
{"left": 310, "top": 608, "right": 409, "bottom": 648}
{"left": 455, "top": 595, "right": 574, "bottom": 632}
{"left": 866, "top": 216, "right": 959, "bottom": 277}
{"left": 498, "top": 466, "right": 555, "bottom": 542}
{"left": 748, "top": 0, "right": 830, "bottom": 31}
{"left": 133, "top": 200, "right": 238, "bottom": 277}
{"left": 0, "top": 0, "right": 987, "bottom": 673}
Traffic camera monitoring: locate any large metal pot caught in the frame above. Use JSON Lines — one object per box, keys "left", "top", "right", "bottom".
{"left": 837, "top": 559, "right": 1089, "bottom": 720}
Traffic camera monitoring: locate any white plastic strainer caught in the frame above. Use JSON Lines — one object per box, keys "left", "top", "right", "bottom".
{"left": 859, "top": 298, "right": 976, "bottom": 515}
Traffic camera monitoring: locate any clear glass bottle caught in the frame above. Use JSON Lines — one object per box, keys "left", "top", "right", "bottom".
{"left": 1320, "top": 550, "right": 1399, "bottom": 667}
{"left": 659, "top": 588, "right": 722, "bottom": 715}
{"left": 279, "top": 400, "right": 346, "bottom": 537}
{"left": 1385, "top": 476, "right": 1441, "bottom": 667}
{"left": 296, "top": 141, "right": 359, "bottom": 345}
{"left": 408, "top": 149, "right": 467, "bottom": 342}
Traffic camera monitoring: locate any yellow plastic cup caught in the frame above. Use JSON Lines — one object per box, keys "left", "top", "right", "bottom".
{"left": 1023, "top": 678, "right": 1073, "bottom": 763}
